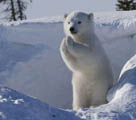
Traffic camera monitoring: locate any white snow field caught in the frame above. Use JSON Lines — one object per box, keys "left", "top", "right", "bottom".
{"left": 0, "top": 10, "right": 135, "bottom": 119}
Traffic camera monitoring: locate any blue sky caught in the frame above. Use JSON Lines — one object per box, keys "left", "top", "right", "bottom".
{"left": 26, "top": 0, "right": 117, "bottom": 19}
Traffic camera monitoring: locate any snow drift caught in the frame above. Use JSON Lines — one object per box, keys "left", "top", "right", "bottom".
{"left": 0, "top": 10, "right": 135, "bottom": 113}
{"left": 0, "top": 85, "right": 80, "bottom": 120}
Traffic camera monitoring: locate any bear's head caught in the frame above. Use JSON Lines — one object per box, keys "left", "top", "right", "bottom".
{"left": 64, "top": 11, "right": 94, "bottom": 41}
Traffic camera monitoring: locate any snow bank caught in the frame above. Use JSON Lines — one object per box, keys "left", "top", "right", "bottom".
{"left": 0, "top": 85, "right": 81, "bottom": 120}
{"left": 0, "top": 11, "right": 136, "bottom": 109}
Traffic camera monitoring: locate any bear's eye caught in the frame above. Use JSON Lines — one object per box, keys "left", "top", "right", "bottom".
{"left": 68, "top": 22, "right": 70, "bottom": 24}
{"left": 78, "top": 21, "right": 82, "bottom": 24}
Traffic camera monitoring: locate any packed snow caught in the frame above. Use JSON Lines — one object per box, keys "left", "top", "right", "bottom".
{"left": 0, "top": 10, "right": 135, "bottom": 119}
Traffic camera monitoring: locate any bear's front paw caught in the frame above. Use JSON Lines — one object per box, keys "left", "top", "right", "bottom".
{"left": 60, "top": 39, "right": 68, "bottom": 53}
{"left": 67, "top": 36, "right": 74, "bottom": 46}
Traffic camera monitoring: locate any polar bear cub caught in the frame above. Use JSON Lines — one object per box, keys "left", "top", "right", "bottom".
{"left": 60, "top": 11, "right": 114, "bottom": 110}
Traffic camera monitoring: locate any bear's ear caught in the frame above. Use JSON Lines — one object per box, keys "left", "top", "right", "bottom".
{"left": 88, "top": 13, "right": 94, "bottom": 20}
{"left": 64, "top": 14, "right": 68, "bottom": 19}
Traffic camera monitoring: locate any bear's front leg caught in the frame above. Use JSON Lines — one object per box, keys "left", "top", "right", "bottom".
{"left": 60, "top": 38, "right": 74, "bottom": 59}
{"left": 60, "top": 38, "right": 67, "bottom": 53}
{"left": 60, "top": 38, "right": 78, "bottom": 71}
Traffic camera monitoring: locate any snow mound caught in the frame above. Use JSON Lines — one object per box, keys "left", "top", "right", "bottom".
{"left": 0, "top": 85, "right": 80, "bottom": 120}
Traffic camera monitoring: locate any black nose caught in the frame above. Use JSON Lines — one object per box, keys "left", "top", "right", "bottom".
{"left": 70, "top": 27, "right": 75, "bottom": 32}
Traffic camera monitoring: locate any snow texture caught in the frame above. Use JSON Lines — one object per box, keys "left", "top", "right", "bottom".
{"left": 0, "top": 10, "right": 135, "bottom": 119}
{"left": 0, "top": 85, "right": 81, "bottom": 120}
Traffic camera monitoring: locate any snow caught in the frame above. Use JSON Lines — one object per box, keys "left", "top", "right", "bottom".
{"left": 0, "top": 85, "right": 81, "bottom": 120}
{"left": 0, "top": 10, "right": 135, "bottom": 119}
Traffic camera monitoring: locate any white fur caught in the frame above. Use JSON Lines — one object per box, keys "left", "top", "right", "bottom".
{"left": 60, "top": 11, "right": 114, "bottom": 110}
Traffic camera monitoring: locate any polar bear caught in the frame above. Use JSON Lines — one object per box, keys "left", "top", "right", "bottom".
{"left": 60, "top": 11, "right": 114, "bottom": 110}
